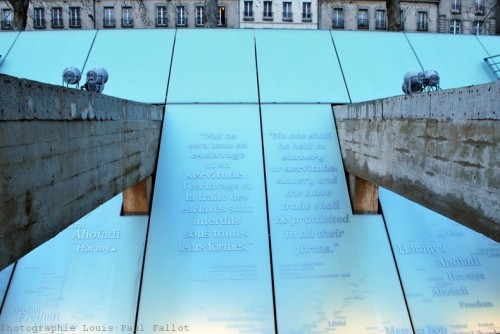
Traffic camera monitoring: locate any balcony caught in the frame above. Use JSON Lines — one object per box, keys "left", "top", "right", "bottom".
{"left": 451, "top": 3, "right": 461, "bottom": 14}
{"left": 302, "top": 13, "right": 312, "bottom": 22}
{"left": 243, "top": 11, "right": 254, "bottom": 21}
{"left": 33, "top": 19, "right": 45, "bottom": 29}
{"left": 156, "top": 18, "right": 167, "bottom": 27}
{"left": 52, "top": 18, "right": 63, "bottom": 28}
{"left": 69, "top": 18, "right": 81, "bottom": 28}
{"left": 263, "top": 11, "right": 273, "bottom": 21}
{"left": 103, "top": 18, "right": 116, "bottom": 28}
{"left": 417, "top": 21, "right": 428, "bottom": 31}
{"left": 375, "top": 19, "right": 386, "bottom": 29}
{"left": 332, "top": 18, "right": 344, "bottom": 28}
{"left": 121, "top": 18, "right": 134, "bottom": 27}
{"left": 1, "top": 19, "right": 13, "bottom": 30}
{"left": 358, "top": 18, "right": 368, "bottom": 29}
{"left": 282, "top": 12, "right": 293, "bottom": 21}
{"left": 475, "top": 3, "right": 484, "bottom": 15}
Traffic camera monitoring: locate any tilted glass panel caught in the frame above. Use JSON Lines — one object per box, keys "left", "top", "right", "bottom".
{"left": 262, "top": 104, "right": 412, "bottom": 333}
{"left": 0, "top": 30, "right": 96, "bottom": 85}
{"left": 380, "top": 189, "right": 500, "bottom": 334}
{"left": 137, "top": 104, "right": 275, "bottom": 332}
{"left": 406, "top": 32, "right": 491, "bottom": 88}
{"left": 255, "top": 29, "right": 349, "bottom": 104}
{"left": 82, "top": 29, "right": 175, "bottom": 103}
{"left": 167, "top": 29, "right": 258, "bottom": 103}
{"left": 332, "top": 30, "right": 421, "bottom": 102}
{"left": 0, "top": 195, "right": 148, "bottom": 332}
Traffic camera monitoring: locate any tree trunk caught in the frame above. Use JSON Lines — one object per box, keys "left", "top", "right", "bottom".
{"left": 386, "top": 0, "right": 401, "bottom": 31}
{"left": 9, "top": 0, "right": 30, "bottom": 31}
{"left": 205, "top": 0, "right": 218, "bottom": 28}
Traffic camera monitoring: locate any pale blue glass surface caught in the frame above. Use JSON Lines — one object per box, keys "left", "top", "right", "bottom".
{"left": 405, "top": 32, "right": 492, "bottom": 89}
{"left": 82, "top": 29, "right": 175, "bottom": 103}
{"left": 331, "top": 30, "right": 422, "bottom": 103}
{"left": 137, "top": 104, "right": 275, "bottom": 333}
{"left": 0, "top": 264, "right": 14, "bottom": 308}
{"left": 0, "top": 195, "right": 148, "bottom": 333}
{"left": 0, "top": 31, "right": 19, "bottom": 68}
{"left": 0, "top": 30, "right": 96, "bottom": 85}
{"left": 255, "top": 30, "right": 350, "bottom": 104}
{"left": 262, "top": 104, "right": 411, "bottom": 333}
{"left": 380, "top": 188, "right": 500, "bottom": 333}
{"left": 476, "top": 35, "right": 500, "bottom": 81}
{"left": 167, "top": 29, "right": 258, "bottom": 103}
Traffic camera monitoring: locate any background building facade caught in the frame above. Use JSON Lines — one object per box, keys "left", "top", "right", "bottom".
{"left": 0, "top": 0, "right": 497, "bottom": 33}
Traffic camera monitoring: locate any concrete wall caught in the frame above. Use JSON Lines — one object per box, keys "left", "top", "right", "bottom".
{"left": 334, "top": 81, "right": 500, "bottom": 242}
{"left": 0, "top": 74, "right": 163, "bottom": 270}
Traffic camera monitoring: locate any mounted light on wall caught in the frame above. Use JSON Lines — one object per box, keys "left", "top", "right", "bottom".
{"left": 402, "top": 70, "right": 440, "bottom": 94}
{"left": 82, "top": 68, "right": 109, "bottom": 94}
{"left": 62, "top": 67, "right": 81, "bottom": 88}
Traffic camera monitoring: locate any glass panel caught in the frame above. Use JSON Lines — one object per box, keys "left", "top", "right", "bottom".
{"left": 262, "top": 104, "right": 412, "bottom": 333}
{"left": 380, "top": 189, "right": 500, "bottom": 334}
{"left": 0, "top": 195, "right": 148, "bottom": 331}
{"left": 137, "top": 104, "right": 275, "bottom": 332}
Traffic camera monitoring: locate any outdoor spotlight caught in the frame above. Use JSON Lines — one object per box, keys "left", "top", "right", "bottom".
{"left": 423, "top": 70, "right": 440, "bottom": 91}
{"left": 402, "top": 71, "right": 424, "bottom": 94}
{"left": 82, "top": 67, "right": 109, "bottom": 94}
{"left": 62, "top": 67, "right": 81, "bottom": 87}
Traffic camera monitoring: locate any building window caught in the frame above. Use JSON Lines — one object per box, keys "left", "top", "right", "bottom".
{"left": 472, "top": 20, "right": 483, "bottom": 34}
{"left": 176, "top": 6, "right": 187, "bottom": 26}
{"left": 196, "top": 6, "right": 205, "bottom": 26}
{"left": 400, "top": 9, "right": 404, "bottom": 30}
{"left": 243, "top": 1, "right": 253, "bottom": 20}
{"left": 122, "top": 7, "right": 133, "bottom": 27}
{"left": 33, "top": 8, "right": 45, "bottom": 29}
{"left": 302, "top": 2, "right": 312, "bottom": 21}
{"left": 51, "top": 7, "right": 63, "bottom": 28}
{"left": 104, "top": 7, "right": 115, "bottom": 27}
{"left": 375, "top": 9, "right": 386, "bottom": 29}
{"left": 332, "top": 8, "right": 343, "bottom": 28}
{"left": 69, "top": 7, "right": 81, "bottom": 28}
{"left": 156, "top": 6, "right": 167, "bottom": 27}
{"left": 475, "top": 0, "right": 484, "bottom": 15}
{"left": 451, "top": 0, "right": 461, "bottom": 14}
{"left": 417, "top": 11, "right": 428, "bottom": 31}
{"left": 1, "top": 9, "right": 13, "bottom": 30}
{"left": 217, "top": 6, "right": 226, "bottom": 26}
{"left": 358, "top": 9, "right": 368, "bottom": 28}
{"left": 263, "top": 1, "right": 273, "bottom": 20}
{"left": 449, "top": 19, "right": 461, "bottom": 33}
{"left": 283, "top": 2, "right": 292, "bottom": 21}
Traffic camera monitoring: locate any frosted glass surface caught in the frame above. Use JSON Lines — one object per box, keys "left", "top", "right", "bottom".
{"left": 0, "top": 264, "right": 14, "bottom": 308}
{"left": 406, "top": 33, "right": 492, "bottom": 89}
{"left": 0, "top": 195, "right": 148, "bottom": 333}
{"left": 167, "top": 29, "right": 258, "bottom": 103}
{"left": 138, "top": 104, "right": 275, "bottom": 333}
{"left": 262, "top": 105, "right": 411, "bottom": 333}
{"left": 380, "top": 188, "right": 500, "bottom": 333}
{"left": 0, "top": 30, "right": 96, "bottom": 85}
{"left": 332, "top": 30, "right": 421, "bottom": 103}
{"left": 0, "top": 32, "right": 19, "bottom": 68}
{"left": 83, "top": 29, "right": 175, "bottom": 103}
{"left": 255, "top": 30, "right": 349, "bottom": 104}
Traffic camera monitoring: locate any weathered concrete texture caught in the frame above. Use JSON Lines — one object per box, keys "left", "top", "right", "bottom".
{"left": 0, "top": 74, "right": 163, "bottom": 271}
{"left": 334, "top": 81, "right": 500, "bottom": 242}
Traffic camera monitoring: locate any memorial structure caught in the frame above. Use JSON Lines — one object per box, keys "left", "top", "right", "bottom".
{"left": 0, "top": 29, "right": 499, "bottom": 333}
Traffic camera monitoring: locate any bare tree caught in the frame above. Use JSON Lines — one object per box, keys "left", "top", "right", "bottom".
{"left": 6, "top": 0, "right": 30, "bottom": 30}
{"left": 386, "top": 0, "right": 400, "bottom": 30}
{"left": 205, "top": 0, "right": 218, "bottom": 27}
